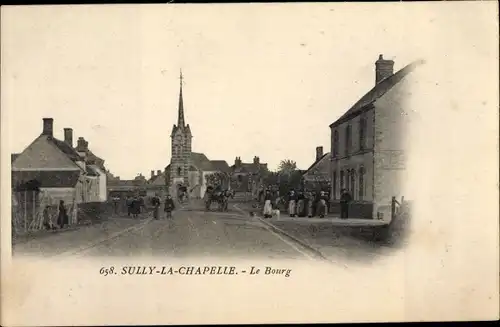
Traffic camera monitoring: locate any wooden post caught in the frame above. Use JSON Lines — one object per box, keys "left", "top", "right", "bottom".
{"left": 23, "top": 191, "right": 27, "bottom": 232}
{"left": 32, "top": 191, "right": 37, "bottom": 230}
{"left": 391, "top": 196, "right": 396, "bottom": 221}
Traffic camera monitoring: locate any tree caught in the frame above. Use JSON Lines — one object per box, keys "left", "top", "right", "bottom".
{"left": 205, "top": 172, "right": 229, "bottom": 188}
{"left": 278, "top": 159, "right": 297, "bottom": 176}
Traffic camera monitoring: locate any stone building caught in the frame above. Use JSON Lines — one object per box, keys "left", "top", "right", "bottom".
{"left": 166, "top": 71, "right": 230, "bottom": 199}
{"left": 329, "top": 54, "right": 424, "bottom": 221}
{"left": 230, "top": 156, "right": 269, "bottom": 193}
{"left": 302, "top": 146, "right": 331, "bottom": 191}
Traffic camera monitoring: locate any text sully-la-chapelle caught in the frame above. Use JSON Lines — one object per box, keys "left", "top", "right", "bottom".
{"left": 99, "top": 265, "right": 292, "bottom": 278}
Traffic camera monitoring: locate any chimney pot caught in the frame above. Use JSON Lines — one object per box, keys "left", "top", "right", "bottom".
{"left": 42, "top": 118, "right": 54, "bottom": 136}
{"left": 151, "top": 170, "right": 155, "bottom": 179}
{"left": 316, "top": 146, "right": 324, "bottom": 161}
{"left": 157, "top": 170, "right": 161, "bottom": 175}
{"left": 64, "top": 128, "right": 73, "bottom": 147}
{"left": 375, "top": 54, "right": 395, "bottom": 84}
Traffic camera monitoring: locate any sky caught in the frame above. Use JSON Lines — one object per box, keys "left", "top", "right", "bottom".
{"left": 2, "top": 3, "right": 496, "bottom": 179}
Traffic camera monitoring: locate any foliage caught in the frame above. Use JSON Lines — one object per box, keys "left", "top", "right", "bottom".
{"left": 277, "top": 159, "right": 297, "bottom": 175}
{"left": 205, "top": 172, "right": 229, "bottom": 188}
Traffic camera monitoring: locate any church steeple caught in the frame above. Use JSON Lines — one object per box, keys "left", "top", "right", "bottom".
{"left": 178, "top": 69, "right": 185, "bottom": 127}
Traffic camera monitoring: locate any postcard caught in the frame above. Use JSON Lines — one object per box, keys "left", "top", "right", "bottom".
{"left": 1, "top": 2, "right": 498, "bottom": 325}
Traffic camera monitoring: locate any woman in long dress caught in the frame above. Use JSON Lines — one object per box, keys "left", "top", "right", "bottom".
{"left": 262, "top": 190, "right": 273, "bottom": 218}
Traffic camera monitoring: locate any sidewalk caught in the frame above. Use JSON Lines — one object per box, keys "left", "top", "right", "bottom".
{"left": 232, "top": 203, "right": 410, "bottom": 263}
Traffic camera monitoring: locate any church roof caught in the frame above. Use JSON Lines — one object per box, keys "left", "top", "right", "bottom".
{"left": 191, "top": 152, "right": 214, "bottom": 171}
{"left": 209, "top": 160, "right": 230, "bottom": 173}
{"left": 330, "top": 59, "right": 425, "bottom": 128}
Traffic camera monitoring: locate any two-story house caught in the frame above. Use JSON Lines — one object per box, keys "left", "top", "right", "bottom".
{"left": 329, "top": 55, "right": 425, "bottom": 221}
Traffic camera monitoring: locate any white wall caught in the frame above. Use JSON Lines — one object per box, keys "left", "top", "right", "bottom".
{"left": 372, "top": 74, "right": 413, "bottom": 222}
{"left": 90, "top": 165, "right": 107, "bottom": 202}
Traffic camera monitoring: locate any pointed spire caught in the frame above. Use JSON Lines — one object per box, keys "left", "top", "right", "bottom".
{"left": 177, "top": 69, "right": 185, "bottom": 127}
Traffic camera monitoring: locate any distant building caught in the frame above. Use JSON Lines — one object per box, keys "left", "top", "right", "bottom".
{"left": 329, "top": 54, "right": 424, "bottom": 221}
{"left": 230, "top": 156, "right": 269, "bottom": 194}
{"left": 11, "top": 118, "right": 108, "bottom": 225}
{"left": 146, "top": 169, "right": 166, "bottom": 197}
{"left": 166, "top": 71, "right": 230, "bottom": 199}
{"left": 302, "top": 146, "right": 331, "bottom": 191}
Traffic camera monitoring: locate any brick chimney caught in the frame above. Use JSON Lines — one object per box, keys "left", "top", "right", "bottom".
{"left": 76, "top": 137, "right": 88, "bottom": 156}
{"left": 157, "top": 170, "right": 161, "bottom": 176}
{"left": 375, "top": 54, "right": 394, "bottom": 84}
{"left": 42, "top": 118, "right": 54, "bottom": 137}
{"left": 316, "top": 146, "right": 323, "bottom": 161}
{"left": 151, "top": 170, "right": 155, "bottom": 179}
{"left": 64, "top": 128, "right": 73, "bottom": 147}
{"left": 235, "top": 157, "right": 242, "bottom": 167}
{"left": 253, "top": 156, "right": 260, "bottom": 165}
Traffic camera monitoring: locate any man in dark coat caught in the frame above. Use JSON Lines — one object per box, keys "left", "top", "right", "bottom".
{"left": 164, "top": 194, "right": 175, "bottom": 218}
{"left": 152, "top": 194, "right": 161, "bottom": 219}
{"left": 57, "top": 200, "right": 69, "bottom": 228}
{"left": 340, "top": 189, "right": 353, "bottom": 219}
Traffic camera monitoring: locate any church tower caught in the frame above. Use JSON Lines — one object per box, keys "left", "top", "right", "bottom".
{"left": 169, "top": 70, "right": 193, "bottom": 194}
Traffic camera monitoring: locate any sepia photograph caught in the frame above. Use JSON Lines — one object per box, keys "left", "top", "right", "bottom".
{"left": 1, "top": 2, "right": 498, "bottom": 325}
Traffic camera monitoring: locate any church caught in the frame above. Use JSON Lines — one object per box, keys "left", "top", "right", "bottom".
{"left": 165, "top": 71, "right": 230, "bottom": 199}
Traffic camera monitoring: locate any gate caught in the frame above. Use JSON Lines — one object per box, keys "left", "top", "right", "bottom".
{"left": 12, "top": 190, "right": 77, "bottom": 235}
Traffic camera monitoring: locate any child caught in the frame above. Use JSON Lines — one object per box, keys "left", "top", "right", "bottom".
{"left": 164, "top": 195, "right": 175, "bottom": 218}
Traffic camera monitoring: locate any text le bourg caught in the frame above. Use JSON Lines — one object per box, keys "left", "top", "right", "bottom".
{"left": 100, "top": 265, "right": 292, "bottom": 278}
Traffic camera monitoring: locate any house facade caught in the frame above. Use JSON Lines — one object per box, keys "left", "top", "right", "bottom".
{"left": 329, "top": 55, "right": 424, "bottom": 221}
{"left": 12, "top": 118, "right": 108, "bottom": 206}
{"left": 302, "top": 146, "right": 331, "bottom": 191}
{"left": 166, "top": 72, "right": 231, "bottom": 199}
{"left": 230, "top": 156, "right": 269, "bottom": 194}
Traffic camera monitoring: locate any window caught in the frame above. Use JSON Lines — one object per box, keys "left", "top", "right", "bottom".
{"left": 358, "top": 167, "right": 365, "bottom": 199}
{"left": 332, "top": 171, "right": 337, "bottom": 200}
{"left": 345, "top": 125, "right": 352, "bottom": 156}
{"left": 333, "top": 130, "right": 339, "bottom": 157}
{"left": 177, "top": 167, "right": 182, "bottom": 176}
{"left": 340, "top": 170, "right": 344, "bottom": 190}
{"left": 359, "top": 116, "right": 366, "bottom": 150}
{"left": 350, "top": 169, "right": 356, "bottom": 197}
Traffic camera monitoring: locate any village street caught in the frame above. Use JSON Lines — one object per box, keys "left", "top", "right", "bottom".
{"left": 13, "top": 201, "right": 323, "bottom": 261}
{"left": 12, "top": 199, "right": 402, "bottom": 265}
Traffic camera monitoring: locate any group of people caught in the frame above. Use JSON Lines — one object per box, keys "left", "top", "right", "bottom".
{"left": 42, "top": 200, "right": 69, "bottom": 230}
{"left": 150, "top": 194, "right": 176, "bottom": 219}
{"left": 259, "top": 186, "right": 354, "bottom": 219}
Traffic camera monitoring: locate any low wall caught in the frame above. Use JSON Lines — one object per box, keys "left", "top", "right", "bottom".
{"left": 342, "top": 201, "right": 411, "bottom": 245}
{"left": 329, "top": 201, "right": 374, "bottom": 219}
{"left": 77, "top": 202, "right": 109, "bottom": 223}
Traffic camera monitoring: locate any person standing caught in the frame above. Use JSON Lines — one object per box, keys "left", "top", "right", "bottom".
{"left": 164, "top": 194, "right": 175, "bottom": 218}
{"left": 152, "top": 194, "right": 160, "bottom": 219}
{"left": 340, "top": 189, "right": 352, "bottom": 219}
{"left": 316, "top": 191, "right": 327, "bottom": 218}
{"left": 288, "top": 190, "right": 297, "bottom": 217}
{"left": 262, "top": 190, "right": 273, "bottom": 218}
{"left": 126, "top": 195, "right": 133, "bottom": 217}
{"left": 57, "top": 200, "right": 68, "bottom": 228}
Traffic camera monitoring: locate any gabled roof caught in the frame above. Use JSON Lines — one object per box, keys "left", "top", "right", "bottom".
{"left": 191, "top": 152, "right": 214, "bottom": 171}
{"left": 210, "top": 160, "right": 230, "bottom": 173}
{"left": 303, "top": 152, "right": 331, "bottom": 175}
{"left": 231, "top": 162, "right": 268, "bottom": 174}
{"left": 330, "top": 59, "right": 426, "bottom": 128}
{"left": 47, "top": 136, "right": 83, "bottom": 162}
{"left": 12, "top": 170, "right": 80, "bottom": 188}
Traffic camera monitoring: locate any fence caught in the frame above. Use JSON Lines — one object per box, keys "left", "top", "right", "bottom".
{"left": 12, "top": 190, "right": 77, "bottom": 235}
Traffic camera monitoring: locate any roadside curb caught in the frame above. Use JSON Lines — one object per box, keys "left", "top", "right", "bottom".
{"left": 232, "top": 204, "right": 328, "bottom": 262}
{"left": 54, "top": 217, "right": 153, "bottom": 258}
